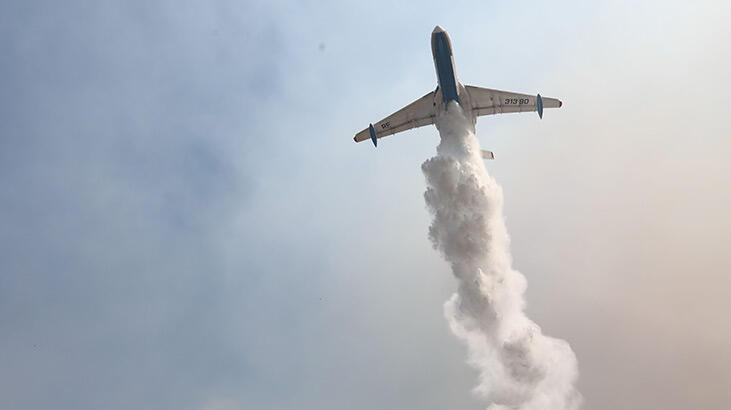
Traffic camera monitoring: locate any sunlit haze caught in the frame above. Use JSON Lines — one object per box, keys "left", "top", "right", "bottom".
{"left": 1, "top": 1, "right": 730, "bottom": 409}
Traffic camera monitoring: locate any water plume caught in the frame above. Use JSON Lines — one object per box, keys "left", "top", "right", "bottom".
{"left": 422, "top": 103, "right": 581, "bottom": 410}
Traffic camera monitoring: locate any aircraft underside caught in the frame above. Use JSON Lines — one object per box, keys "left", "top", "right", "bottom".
{"left": 353, "top": 26, "right": 562, "bottom": 155}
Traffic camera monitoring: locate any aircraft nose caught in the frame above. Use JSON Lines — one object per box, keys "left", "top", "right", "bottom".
{"left": 432, "top": 25, "right": 445, "bottom": 34}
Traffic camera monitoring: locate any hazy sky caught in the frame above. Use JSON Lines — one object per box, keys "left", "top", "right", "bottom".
{"left": 1, "top": 1, "right": 730, "bottom": 409}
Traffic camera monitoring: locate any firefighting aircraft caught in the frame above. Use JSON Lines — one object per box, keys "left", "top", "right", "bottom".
{"left": 353, "top": 26, "right": 562, "bottom": 159}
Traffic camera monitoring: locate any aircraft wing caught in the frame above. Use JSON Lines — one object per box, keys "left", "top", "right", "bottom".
{"left": 354, "top": 91, "right": 437, "bottom": 145}
{"left": 465, "top": 85, "right": 562, "bottom": 118}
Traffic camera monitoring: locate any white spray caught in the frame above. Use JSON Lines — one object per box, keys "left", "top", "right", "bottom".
{"left": 422, "top": 103, "right": 581, "bottom": 410}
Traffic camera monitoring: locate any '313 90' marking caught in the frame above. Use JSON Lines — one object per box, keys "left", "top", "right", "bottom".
{"left": 503, "top": 98, "right": 530, "bottom": 105}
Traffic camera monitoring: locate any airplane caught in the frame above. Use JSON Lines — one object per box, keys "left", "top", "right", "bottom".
{"left": 353, "top": 26, "right": 562, "bottom": 159}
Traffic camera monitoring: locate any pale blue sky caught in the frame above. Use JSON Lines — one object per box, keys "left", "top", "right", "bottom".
{"left": 2, "top": 1, "right": 730, "bottom": 409}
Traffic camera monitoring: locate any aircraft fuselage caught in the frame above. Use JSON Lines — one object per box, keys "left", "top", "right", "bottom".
{"left": 431, "top": 26, "right": 460, "bottom": 105}
{"left": 431, "top": 26, "right": 474, "bottom": 123}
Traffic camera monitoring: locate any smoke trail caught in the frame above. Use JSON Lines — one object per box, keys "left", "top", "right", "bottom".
{"left": 422, "top": 103, "right": 581, "bottom": 410}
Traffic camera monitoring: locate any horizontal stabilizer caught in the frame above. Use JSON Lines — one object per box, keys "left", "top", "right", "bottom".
{"left": 481, "top": 150, "right": 495, "bottom": 160}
